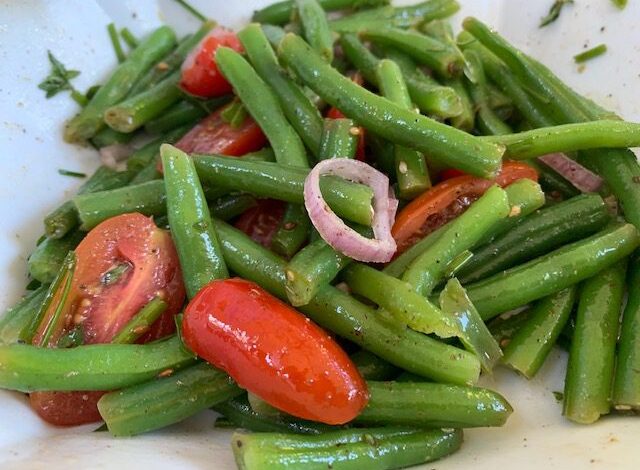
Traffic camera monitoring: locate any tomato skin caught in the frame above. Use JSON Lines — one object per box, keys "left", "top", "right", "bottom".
{"left": 182, "top": 278, "right": 369, "bottom": 425}
{"left": 234, "top": 199, "right": 286, "bottom": 248}
{"left": 30, "top": 213, "right": 186, "bottom": 426}
{"left": 392, "top": 162, "right": 538, "bottom": 254}
{"left": 173, "top": 108, "right": 267, "bottom": 157}
{"left": 180, "top": 28, "right": 243, "bottom": 98}
{"left": 438, "top": 168, "right": 466, "bottom": 181}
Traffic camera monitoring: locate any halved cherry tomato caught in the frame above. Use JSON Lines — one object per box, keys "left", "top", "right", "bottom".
{"left": 326, "top": 73, "right": 366, "bottom": 161}
{"left": 182, "top": 278, "right": 369, "bottom": 425}
{"left": 180, "top": 27, "right": 243, "bottom": 98}
{"left": 234, "top": 199, "right": 286, "bottom": 248}
{"left": 30, "top": 213, "right": 186, "bottom": 426}
{"left": 175, "top": 107, "right": 267, "bottom": 156}
{"left": 392, "top": 161, "right": 538, "bottom": 255}
{"left": 438, "top": 168, "right": 466, "bottom": 181}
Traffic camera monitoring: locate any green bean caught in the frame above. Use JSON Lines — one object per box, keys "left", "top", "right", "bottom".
{"left": 350, "top": 350, "right": 399, "bottom": 381}
{"left": 488, "top": 309, "right": 534, "bottom": 349}
{"left": 458, "top": 194, "right": 611, "bottom": 284}
{"left": 107, "top": 22, "right": 126, "bottom": 63}
{"left": 527, "top": 159, "right": 580, "bottom": 199}
{"left": 193, "top": 155, "right": 373, "bottom": 226}
{"left": 209, "top": 194, "right": 257, "bottom": 221}
{"left": 563, "top": 262, "right": 626, "bottom": 424}
{"left": 384, "top": 179, "right": 543, "bottom": 279}
{"left": 0, "top": 286, "right": 48, "bottom": 345}
{"left": 444, "top": 77, "right": 475, "bottom": 131}
{"left": 127, "top": 125, "right": 191, "bottom": 172}
{"left": 215, "top": 220, "right": 481, "bottom": 385}
{"left": 502, "top": 287, "right": 576, "bottom": 378}
{"left": 464, "top": 49, "right": 512, "bottom": 135}
{"left": 295, "top": 0, "right": 334, "bottom": 62}
{"left": 483, "top": 120, "right": 640, "bottom": 159}
{"left": 104, "top": 70, "right": 182, "bottom": 133}
{"left": 261, "top": 24, "right": 287, "bottom": 48}
{"left": 376, "top": 59, "right": 430, "bottom": 199}
{"left": 232, "top": 427, "right": 462, "bottom": 470}
{"left": 74, "top": 180, "right": 166, "bottom": 231}
{"left": 64, "top": 26, "right": 177, "bottom": 142}
{"left": 466, "top": 224, "right": 639, "bottom": 321}
{"left": 98, "top": 362, "right": 241, "bottom": 436}
{"left": 612, "top": 253, "right": 640, "bottom": 410}
{"left": 130, "top": 161, "right": 162, "bottom": 185}
{"left": 214, "top": 394, "right": 335, "bottom": 435}
{"left": 216, "top": 46, "right": 308, "bottom": 167}
{"left": 270, "top": 204, "right": 311, "bottom": 258}
{"left": 27, "top": 230, "right": 84, "bottom": 284}
{"left": 439, "top": 278, "right": 503, "bottom": 372}
{"left": 0, "top": 335, "right": 194, "bottom": 392}
{"left": 329, "top": 0, "right": 460, "bottom": 32}
{"left": 111, "top": 297, "right": 168, "bottom": 344}
{"left": 162, "top": 144, "right": 228, "bottom": 297}
{"left": 254, "top": 0, "right": 389, "bottom": 24}
{"left": 319, "top": 118, "right": 358, "bottom": 159}
{"left": 403, "top": 185, "right": 509, "bottom": 296}
{"left": 144, "top": 99, "right": 215, "bottom": 135}
{"left": 239, "top": 24, "right": 323, "bottom": 157}
{"left": 278, "top": 33, "right": 504, "bottom": 178}
{"left": 90, "top": 126, "right": 135, "bottom": 149}
{"left": 129, "top": 22, "right": 215, "bottom": 95}
{"left": 44, "top": 166, "right": 135, "bottom": 239}
{"left": 362, "top": 27, "right": 463, "bottom": 79}
{"left": 340, "top": 34, "right": 462, "bottom": 119}
{"left": 357, "top": 381, "right": 512, "bottom": 428}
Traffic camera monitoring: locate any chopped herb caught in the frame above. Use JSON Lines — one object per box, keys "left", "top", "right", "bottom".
{"left": 574, "top": 44, "right": 608, "bottom": 63}
{"left": 120, "top": 27, "right": 139, "bottom": 49}
{"left": 93, "top": 424, "right": 109, "bottom": 432}
{"left": 539, "top": 0, "right": 574, "bottom": 28}
{"left": 611, "top": 0, "right": 628, "bottom": 9}
{"left": 444, "top": 250, "right": 474, "bottom": 278}
{"left": 84, "top": 84, "right": 101, "bottom": 101}
{"left": 552, "top": 391, "right": 564, "bottom": 402}
{"left": 56, "top": 324, "right": 84, "bottom": 348}
{"left": 38, "top": 51, "right": 87, "bottom": 106}
{"left": 100, "top": 262, "right": 132, "bottom": 286}
{"left": 25, "top": 279, "right": 42, "bottom": 291}
{"left": 221, "top": 99, "right": 248, "bottom": 129}
{"left": 173, "top": 0, "right": 208, "bottom": 22}
{"left": 107, "top": 22, "right": 127, "bottom": 63}
{"left": 58, "top": 169, "right": 87, "bottom": 178}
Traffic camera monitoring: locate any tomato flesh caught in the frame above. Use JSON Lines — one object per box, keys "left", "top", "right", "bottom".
{"left": 180, "top": 27, "right": 243, "bottom": 98}
{"left": 30, "top": 213, "right": 185, "bottom": 426}
{"left": 234, "top": 199, "right": 286, "bottom": 248}
{"left": 182, "top": 278, "right": 369, "bottom": 425}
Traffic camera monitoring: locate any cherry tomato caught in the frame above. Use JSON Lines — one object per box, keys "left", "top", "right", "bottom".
{"left": 392, "top": 161, "right": 539, "bottom": 255}
{"left": 30, "top": 213, "right": 186, "bottom": 426}
{"left": 183, "top": 278, "right": 369, "bottom": 425}
{"left": 438, "top": 168, "right": 466, "bottom": 181}
{"left": 234, "top": 199, "right": 286, "bottom": 248}
{"left": 180, "top": 27, "right": 243, "bottom": 98}
{"left": 174, "top": 107, "right": 267, "bottom": 156}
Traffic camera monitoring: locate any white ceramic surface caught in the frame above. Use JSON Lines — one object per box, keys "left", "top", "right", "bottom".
{"left": 1, "top": 1, "right": 639, "bottom": 469}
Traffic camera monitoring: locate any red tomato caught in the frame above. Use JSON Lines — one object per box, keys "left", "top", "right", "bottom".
{"left": 30, "top": 213, "right": 186, "bottom": 426}
{"left": 182, "top": 278, "right": 369, "bottom": 425}
{"left": 174, "top": 108, "right": 267, "bottom": 156}
{"left": 234, "top": 199, "right": 286, "bottom": 248}
{"left": 180, "top": 27, "right": 243, "bottom": 98}
{"left": 438, "top": 168, "right": 466, "bottom": 181}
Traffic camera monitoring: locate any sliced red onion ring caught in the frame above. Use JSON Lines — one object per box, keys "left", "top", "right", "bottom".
{"left": 99, "top": 143, "right": 133, "bottom": 170}
{"left": 304, "top": 159, "right": 397, "bottom": 263}
{"left": 538, "top": 153, "right": 603, "bottom": 193}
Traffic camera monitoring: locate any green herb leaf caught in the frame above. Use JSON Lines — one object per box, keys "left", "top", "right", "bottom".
{"left": 574, "top": 44, "right": 608, "bottom": 63}
{"left": 100, "top": 262, "right": 132, "bottom": 286}
{"left": 173, "top": 0, "right": 208, "bottom": 22}
{"left": 539, "top": 0, "right": 574, "bottom": 28}
{"left": 58, "top": 169, "right": 87, "bottom": 178}
{"left": 611, "top": 0, "right": 628, "bottom": 10}
{"left": 38, "top": 51, "right": 82, "bottom": 99}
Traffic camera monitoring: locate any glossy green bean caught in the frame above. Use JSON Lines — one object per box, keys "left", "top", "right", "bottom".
{"left": 144, "top": 100, "right": 206, "bottom": 134}
{"left": 90, "top": 126, "right": 135, "bottom": 149}
{"left": 295, "top": 0, "right": 334, "bottom": 62}
{"left": 319, "top": 118, "right": 358, "bottom": 159}
{"left": 126, "top": 125, "right": 190, "bottom": 172}
{"left": 253, "top": 0, "right": 390, "bottom": 24}
{"left": 612, "top": 253, "right": 640, "bottom": 410}
{"left": 502, "top": 287, "right": 577, "bottom": 378}
{"left": 466, "top": 224, "right": 639, "bottom": 321}
{"left": 209, "top": 193, "right": 257, "bottom": 221}
{"left": 232, "top": 427, "right": 462, "bottom": 470}
{"left": 356, "top": 381, "right": 512, "bottom": 428}
{"left": 0, "top": 336, "right": 194, "bottom": 392}
{"left": 564, "top": 263, "right": 626, "bottom": 424}
{"left": 458, "top": 194, "right": 611, "bottom": 284}
{"left": 162, "top": 144, "right": 228, "bottom": 297}
{"left": 0, "top": 286, "right": 48, "bottom": 345}
{"left": 270, "top": 204, "right": 311, "bottom": 258}
{"left": 350, "top": 350, "right": 399, "bottom": 381}
{"left": 488, "top": 309, "right": 534, "bottom": 349}
{"left": 279, "top": 33, "right": 503, "bottom": 177}
{"left": 111, "top": 297, "right": 168, "bottom": 344}
{"left": 216, "top": 46, "right": 308, "bottom": 167}
{"left": 98, "top": 362, "right": 241, "bottom": 436}
{"left": 193, "top": 155, "right": 373, "bottom": 226}
{"left": 64, "top": 26, "right": 177, "bottom": 142}
{"left": 215, "top": 220, "right": 481, "bottom": 385}
{"left": 239, "top": 24, "right": 323, "bottom": 156}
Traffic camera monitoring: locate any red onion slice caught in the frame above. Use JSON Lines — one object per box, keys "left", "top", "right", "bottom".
{"left": 99, "top": 143, "right": 133, "bottom": 170}
{"left": 538, "top": 153, "right": 603, "bottom": 193}
{"left": 304, "top": 159, "right": 397, "bottom": 263}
